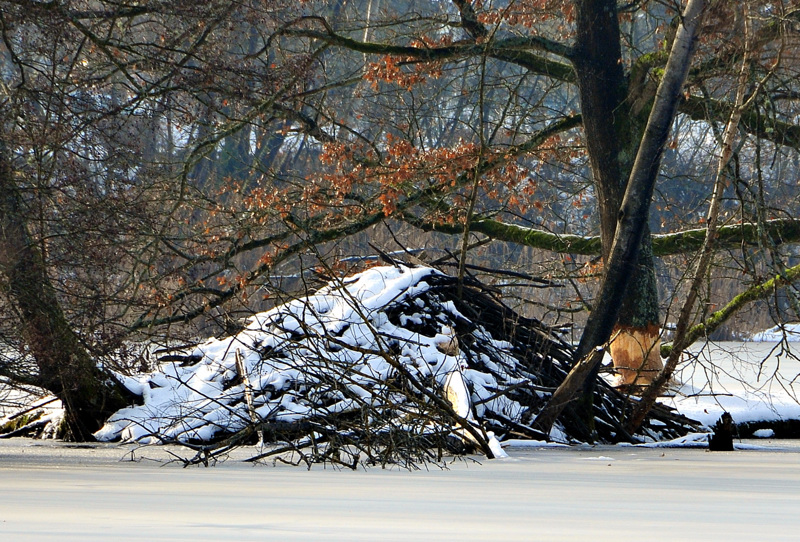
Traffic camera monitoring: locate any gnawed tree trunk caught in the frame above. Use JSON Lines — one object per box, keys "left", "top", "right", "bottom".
{"left": 0, "top": 144, "right": 128, "bottom": 441}
{"left": 533, "top": 0, "right": 708, "bottom": 437}
{"left": 571, "top": 0, "right": 663, "bottom": 391}
{"left": 610, "top": 324, "right": 662, "bottom": 387}
{"left": 610, "top": 237, "right": 663, "bottom": 389}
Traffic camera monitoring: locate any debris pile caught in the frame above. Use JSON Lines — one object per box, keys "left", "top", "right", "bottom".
{"left": 95, "top": 265, "right": 697, "bottom": 463}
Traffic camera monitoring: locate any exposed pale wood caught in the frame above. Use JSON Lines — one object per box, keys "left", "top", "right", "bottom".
{"left": 533, "top": 0, "right": 708, "bottom": 437}
{"left": 609, "top": 324, "right": 663, "bottom": 387}
{"left": 235, "top": 349, "right": 259, "bottom": 427}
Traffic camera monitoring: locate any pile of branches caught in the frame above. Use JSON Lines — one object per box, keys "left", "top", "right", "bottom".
{"left": 95, "top": 265, "right": 698, "bottom": 468}
{"left": 384, "top": 271, "right": 696, "bottom": 445}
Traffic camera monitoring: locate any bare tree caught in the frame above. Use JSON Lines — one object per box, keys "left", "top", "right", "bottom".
{"left": 3, "top": 0, "right": 800, "bottom": 443}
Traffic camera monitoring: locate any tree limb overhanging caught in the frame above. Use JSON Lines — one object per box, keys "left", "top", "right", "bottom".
{"left": 661, "top": 262, "right": 800, "bottom": 357}
{"left": 272, "top": 16, "right": 576, "bottom": 81}
{"left": 414, "top": 217, "right": 800, "bottom": 257}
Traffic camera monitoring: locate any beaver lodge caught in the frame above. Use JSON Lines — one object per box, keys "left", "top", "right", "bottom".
{"left": 95, "top": 265, "right": 698, "bottom": 467}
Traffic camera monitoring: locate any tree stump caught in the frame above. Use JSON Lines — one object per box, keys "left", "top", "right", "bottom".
{"left": 709, "top": 412, "right": 734, "bottom": 451}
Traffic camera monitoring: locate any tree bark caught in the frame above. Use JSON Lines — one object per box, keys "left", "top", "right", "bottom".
{"left": 628, "top": 6, "right": 763, "bottom": 432}
{"left": 570, "top": 0, "right": 663, "bottom": 392}
{"left": 0, "top": 143, "right": 128, "bottom": 440}
{"left": 572, "top": 0, "right": 627, "bottom": 255}
{"left": 532, "top": 0, "right": 708, "bottom": 437}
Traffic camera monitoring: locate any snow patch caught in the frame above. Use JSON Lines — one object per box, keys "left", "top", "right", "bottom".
{"left": 749, "top": 323, "right": 800, "bottom": 342}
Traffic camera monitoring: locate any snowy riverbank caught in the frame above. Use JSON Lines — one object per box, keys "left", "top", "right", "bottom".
{"left": 3, "top": 265, "right": 800, "bottom": 446}
{"left": 4, "top": 339, "right": 800, "bottom": 443}
{"left": 662, "top": 341, "right": 800, "bottom": 431}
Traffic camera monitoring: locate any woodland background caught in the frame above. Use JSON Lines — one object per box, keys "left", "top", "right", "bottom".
{"left": 2, "top": 0, "right": 800, "bottom": 440}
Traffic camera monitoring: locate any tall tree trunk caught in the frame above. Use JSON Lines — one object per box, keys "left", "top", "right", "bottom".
{"left": 572, "top": 0, "right": 627, "bottom": 252}
{"left": 0, "top": 144, "right": 128, "bottom": 441}
{"left": 572, "top": 0, "right": 662, "bottom": 397}
{"left": 627, "top": 3, "right": 763, "bottom": 432}
{"left": 533, "top": 0, "right": 708, "bottom": 437}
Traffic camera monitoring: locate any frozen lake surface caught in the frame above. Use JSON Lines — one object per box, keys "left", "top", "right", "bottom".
{"left": 2, "top": 438, "right": 800, "bottom": 541}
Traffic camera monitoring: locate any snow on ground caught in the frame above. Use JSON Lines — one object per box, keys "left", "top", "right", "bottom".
{"left": 0, "top": 384, "right": 64, "bottom": 438}
{"left": 5, "top": 266, "right": 800, "bottom": 448}
{"left": 662, "top": 341, "right": 800, "bottom": 430}
{"left": 748, "top": 322, "right": 800, "bottom": 342}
